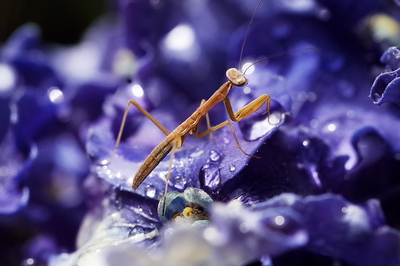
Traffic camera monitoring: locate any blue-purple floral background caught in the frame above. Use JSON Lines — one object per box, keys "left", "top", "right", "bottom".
{"left": 1, "top": 0, "right": 400, "bottom": 265}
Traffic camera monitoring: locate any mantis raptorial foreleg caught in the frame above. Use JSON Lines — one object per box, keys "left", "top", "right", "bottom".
{"left": 224, "top": 94, "right": 271, "bottom": 122}
{"left": 192, "top": 93, "right": 272, "bottom": 158}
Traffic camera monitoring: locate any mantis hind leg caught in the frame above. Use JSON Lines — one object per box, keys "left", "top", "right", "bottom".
{"left": 200, "top": 99, "right": 213, "bottom": 140}
{"left": 161, "top": 137, "right": 180, "bottom": 215}
{"left": 110, "top": 99, "right": 171, "bottom": 161}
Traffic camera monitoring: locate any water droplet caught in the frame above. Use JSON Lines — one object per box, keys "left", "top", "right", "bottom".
{"left": 173, "top": 175, "right": 187, "bottom": 190}
{"left": 129, "top": 225, "right": 154, "bottom": 237}
{"left": 309, "top": 164, "right": 322, "bottom": 187}
{"left": 200, "top": 163, "right": 221, "bottom": 191}
{"left": 209, "top": 150, "right": 221, "bottom": 162}
{"left": 115, "top": 199, "right": 123, "bottom": 210}
{"left": 260, "top": 213, "right": 306, "bottom": 245}
{"left": 136, "top": 206, "right": 143, "bottom": 213}
{"left": 229, "top": 165, "right": 236, "bottom": 172}
{"left": 326, "top": 123, "right": 337, "bottom": 132}
{"left": 145, "top": 185, "right": 157, "bottom": 198}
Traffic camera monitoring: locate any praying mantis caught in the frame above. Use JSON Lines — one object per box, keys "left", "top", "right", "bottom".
{"left": 110, "top": 0, "right": 274, "bottom": 210}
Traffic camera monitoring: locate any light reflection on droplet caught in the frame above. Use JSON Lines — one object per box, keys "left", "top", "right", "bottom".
{"left": 130, "top": 84, "right": 144, "bottom": 98}
{"left": 341, "top": 206, "right": 348, "bottom": 213}
{"left": 327, "top": 123, "right": 337, "bottom": 132}
{"left": 164, "top": 24, "right": 195, "bottom": 51}
{"left": 26, "top": 258, "right": 35, "bottom": 265}
{"left": 209, "top": 150, "right": 221, "bottom": 162}
{"left": 99, "top": 159, "right": 109, "bottom": 165}
{"left": 48, "top": 87, "right": 64, "bottom": 103}
{"left": 229, "top": 165, "right": 236, "bottom": 172}
{"left": 242, "top": 62, "right": 255, "bottom": 75}
{"left": 0, "top": 63, "right": 15, "bottom": 92}
{"left": 145, "top": 185, "right": 157, "bottom": 198}
{"left": 173, "top": 175, "right": 187, "bottom": 190}
{"left": 275, "top": 215, "right": 285, "bottom": 226}
{"left": 282, "top": 0, "right": 315, "bottom": 11}
{"left": 302, "top": 140, "right": 309, "bottom": 146}
{"left": 243, "top": 87, "right": 251, "bottom": 94}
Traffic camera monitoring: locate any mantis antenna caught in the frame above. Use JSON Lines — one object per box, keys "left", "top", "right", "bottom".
{"left": 238, "top": 0, "right": 264, "bottom": 71}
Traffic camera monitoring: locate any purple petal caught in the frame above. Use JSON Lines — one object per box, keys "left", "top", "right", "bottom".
{"left": 370, "top": 68, "right": 400, "bottom": 105}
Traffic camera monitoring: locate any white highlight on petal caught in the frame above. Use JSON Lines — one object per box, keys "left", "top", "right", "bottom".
{"left": 47, "top": 87, "right": 64, "bottom": 103}
{"left": 130, "top": 84, "right": 144, "bottom": 98}
{"left": 164, "top": 24, "right": 195, "bottom": 51}
{"left": 242, "top": 62, "right": 255, "bottom": 75}
{"left": 162, "top": 24, "right": 199, "bottom": 61}
{"left": 274, "top": 215, "right": 285, "bottom": 226}
{"left": 0, "top": 63, "right": 16, "bottom": 92}
{"left": 327, "top": 123, "right": 336, "bottom": 132}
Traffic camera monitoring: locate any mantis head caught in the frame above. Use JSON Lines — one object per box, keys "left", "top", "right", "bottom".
{"left": 226, "top": 68, "right": 249, "bottom": 87}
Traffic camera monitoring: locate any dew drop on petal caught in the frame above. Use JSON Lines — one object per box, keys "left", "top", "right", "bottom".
{"left": 260, "top": 213, "right": 308, "bottom": 246}
{"left": 200, "top": 163, "right": 221, "bottom": 191}
{"left": 229, "top": 165, "right": 236, "bottom": 172}
{"left": 145, "top": 184, "right": 157, "bottom": 198}
{"left": 128, "top": 225, "right": 154, "bottom": 237}
{"left": 327, "top": 123, "right": 337, "bottom": 132}
{"left": 47, "top": 86, "right": 64, "bottom": 103}
{"left": 25, "top": 258, "right": 35, "bottom": 265}
{"left": 209, "top": 150, "right": 221, "bottom": 162}
{"left": 130, "top": 83, "right": 144, "bottom": 98}
{"left": 274, "top": 215, "right": 285, "bottom": 226}
{"left": 173, "top": 175, "right": 187, "bottom": 190}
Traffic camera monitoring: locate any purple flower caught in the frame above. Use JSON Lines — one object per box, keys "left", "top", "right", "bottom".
{"left": 370, "top": 46, "right": 400, "bottom": 105}
{"left": 2, "top": 0, "right": 400, "bottom": 265}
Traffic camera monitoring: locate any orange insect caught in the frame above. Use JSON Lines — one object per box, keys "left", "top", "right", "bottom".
{"left": 111, "top": 0, "right": 271, "bottom": 212}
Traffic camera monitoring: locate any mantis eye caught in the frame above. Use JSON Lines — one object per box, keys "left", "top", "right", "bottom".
{"left": 226, "top": 68, "right": 249, "bottom": 86}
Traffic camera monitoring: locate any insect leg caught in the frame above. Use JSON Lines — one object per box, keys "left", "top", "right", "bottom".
{"left": 199, "top": 99, "right": 213, "bottom": 139}
{"left": 162, "top": 137, "right": 180, "bottom": 215}
{"left": 193, "top": 120, "right": 258, "bottom": 158}
{"left": 110, "top": 99, "right": 171, "bottom": 160}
